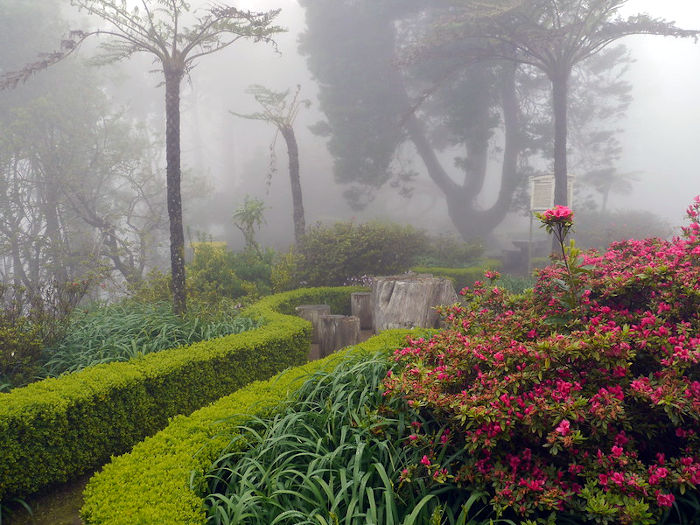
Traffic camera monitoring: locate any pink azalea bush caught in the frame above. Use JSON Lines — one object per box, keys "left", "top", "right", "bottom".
{"left": 384, "top": 198, "right": 700, "bottom": 524}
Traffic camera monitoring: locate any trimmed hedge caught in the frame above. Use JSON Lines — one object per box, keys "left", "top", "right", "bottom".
{"left": 411, "top": 259, "right": 502, "bottom": 292}
{"left": 0, "top": 287, "right": 363, "bottom": 502}
{"left": 80, "top": 329, "right": 422, "bottom": 524}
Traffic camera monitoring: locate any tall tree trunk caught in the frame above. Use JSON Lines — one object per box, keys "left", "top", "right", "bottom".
{"left": 281, "top": 124, "right": 305, "bottom": 244}
{"left": 551, "top": 69, "right": 569, "bottom": 207}
{"left": 164, "top": 67, "right": 187, "bottom": 315}
{"left": 405, "top": 63, "right": 522, "bottom": 242}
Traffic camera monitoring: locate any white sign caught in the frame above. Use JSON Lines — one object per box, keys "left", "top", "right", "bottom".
{"left": 530, "top": 175, "right": 575, "bottom": 211}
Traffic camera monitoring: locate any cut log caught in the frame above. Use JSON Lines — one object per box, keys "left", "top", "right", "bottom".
{"left": 371, "top": 274, "right": 458, "bottom": 331}
{"left": 318, "top": 315, "right": 360, "bottom": 358}
{"left": 295, "top": 304, "right": 331, "bottom": 343}
{"left": 351, "top": 292, "right": 373, "bottom": 331}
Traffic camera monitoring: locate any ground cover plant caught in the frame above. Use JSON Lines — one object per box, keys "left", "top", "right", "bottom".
{"left": 202, "top": 352, "right": 502, "bottom": 525}
{"left": 42, "top": 300, "right": 258, "bottom": 378}
{"left": 385, "top": 199, "right": 700, "bottom": 524}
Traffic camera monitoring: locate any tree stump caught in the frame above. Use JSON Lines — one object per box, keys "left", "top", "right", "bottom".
{"left": 371, "top": 274, "right": 458, "bottom": 330}
{"left": 318, "top": 315, "right": 360, "bottom": 358}
{"left": 295, "top": 304, "right": 331, "bottom": 343}
{"left": 351, "top": 292, "right": 373, "bottom": 331}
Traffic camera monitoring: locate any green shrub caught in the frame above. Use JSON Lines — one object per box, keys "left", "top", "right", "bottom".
{"left": 0, "top": 287, "right": 362, "bottom": 503}
{"left": 0, "top": 318, "right": 43, "bottom": 390}
{"left": 187, "top": 242, "right": 247, "bottom": 302}
{"left": 130, "top": 245, "right": 274, "bottom": 305}
{"left": 413, "top": 233, "right": 484, "bottom": 268}
{"left": 80, "top": 330, "right": 426, "bottom": 525}
{"left": 411, "top": 259, "right": 502, "bottom": 292}
{"left": 294, "top": 221, "right": 428, "bottom": 286}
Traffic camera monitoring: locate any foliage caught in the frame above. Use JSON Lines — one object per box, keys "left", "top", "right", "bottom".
{"left": 0, "top": 287, "right": 360, "bottom": 503}
{"left": 0, "top": 317, "right": 43, "bottom": 392}
{"left": 42, "top": 301, "right": 258, "bottom": 378}
{"left": 270, "top": 247, "right": 301, "bottom": 293}
{"left": 293, "top": 221, "right": 428, "bottom": 287}
{"left": 0, "top": 14, "right": 168, "bottom": 293}
{"left": 412, "top": 234, "right": 484, "bottom": 268}
{"left": 79, "top": 330, "right": 423, "bottom": 525}
{"left": 384, "top": 198, "right": 700, "bottom": 524}
{"left": 203, "top": 352, "right": 500, "bottom": 525}
{"left": 129, "top": 244, "right": 275, "bottom": 305}
{"left": 0, "top": 279, "right": 94, "bottom": 390}
{"left": 232, "top": 196, "right": 267, "bottom": 256}
{"left": 411, "top": 261, "right": 503, "bottom": 294}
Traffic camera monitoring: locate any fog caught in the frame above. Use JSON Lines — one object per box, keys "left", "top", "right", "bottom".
{"left": 5, "top": 0, "right": 700, "bottom": 257}
{"left": 616, "top": 0, "right": 700, "bottom": 228}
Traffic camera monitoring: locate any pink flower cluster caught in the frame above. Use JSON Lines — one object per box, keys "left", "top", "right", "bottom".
{"left": 384, "top": 197, "right": 700, "bottom": 523}
{"left": 541, "top": 205, "right": 574, "bottom": 223}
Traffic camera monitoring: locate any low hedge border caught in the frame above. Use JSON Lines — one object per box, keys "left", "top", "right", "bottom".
{"left": 0, "top": 287, "right": 363, "bottom": 502}
{"left": 80, "top": 329, "right": 422, "bottom": 524}
{"left": 411, "top": 259, "right": 501, "bottom": 292}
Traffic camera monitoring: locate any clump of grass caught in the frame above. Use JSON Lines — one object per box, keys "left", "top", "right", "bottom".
{"left": 201, "top": 353, "right": 505, "bottom": 525}
{"left": 42, "top": 300, "right": 258, "bottom": 377}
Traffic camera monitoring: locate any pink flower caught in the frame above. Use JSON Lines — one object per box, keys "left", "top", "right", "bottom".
{"left": 555, "top": 419, "right": 571, "bottom": 436}
{"left": 420, "top": 455, "right": 431, "bottom": 466}
{"left": 656, "top": 492, "right": 675, "bottom": 507}
{"left": 542, "top": 205, "right": 574, "bottom": 223}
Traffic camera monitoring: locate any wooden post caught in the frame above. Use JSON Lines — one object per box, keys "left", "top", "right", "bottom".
{"left": 351, "top": 292, "right": 373, "bottom": 331}
{"left": 318, "top": 315, "right": 360, "bottom": 358}
{"left": 372, "top": 274, "right": 457, "bottom": 331}
{"left": 295, "top": 304, "right": 331, "bottom": 343}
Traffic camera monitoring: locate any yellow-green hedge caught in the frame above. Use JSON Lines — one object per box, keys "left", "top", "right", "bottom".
{"left": 411, "top": 259, "right": 502, "bottom": 292}
{"left": 0, "top": 287, "right": 363, "bottom": 502}
{"left": 80, "top": 330, "right": 420, "bottom": 524}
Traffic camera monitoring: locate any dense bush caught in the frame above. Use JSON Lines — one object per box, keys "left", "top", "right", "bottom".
{"left": 130, "top": 244, "right": 274, "bottom": 305}
{"left": 0, "top": 318, "right": 43, "bottom": 391}
{"left": 412, "top": 233, "right": 484, "bottom": 268}
{"left": 384, "top": 199, "right": 700, "bottom": 524}
{"left": 188, "top": 243, "right": 274, "bottom": 302}
{"left": 292, "top": 221, "right": 428, "bottom": 286}
{"left": 0, "top": 279, "right": 95, "bottom": 390}
{"left": 42, "top": 301, "right": 258, "bottom": 377}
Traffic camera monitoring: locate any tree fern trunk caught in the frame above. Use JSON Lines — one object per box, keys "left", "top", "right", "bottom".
{"left": 165, "top": 67, "right": 186, "bottom": 315}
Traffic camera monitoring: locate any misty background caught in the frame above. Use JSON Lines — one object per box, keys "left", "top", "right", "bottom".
{"left": 3, "top": 0, "right": 700, "bottom": 265}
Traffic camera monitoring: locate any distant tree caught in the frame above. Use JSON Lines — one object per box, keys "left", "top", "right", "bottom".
{"left": 1, "top": 0, "right": 284, "bottom": 315}
{"left": 231, "top": 84, "right": 310, "bottom": 245}
{"left": 0, "top": 0, "right": 167, "bottom": 297}
{"left": 0, "top": 65, "right": 167, "bottom": 292}
{"left": 299, "top": 0, "right": 639, "bottom": 241}
{"left": 451, "top": 0, "right": 699, "bottom": 208}
{"left": 582, "top": 167, "right": 640, "bottom": 211}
